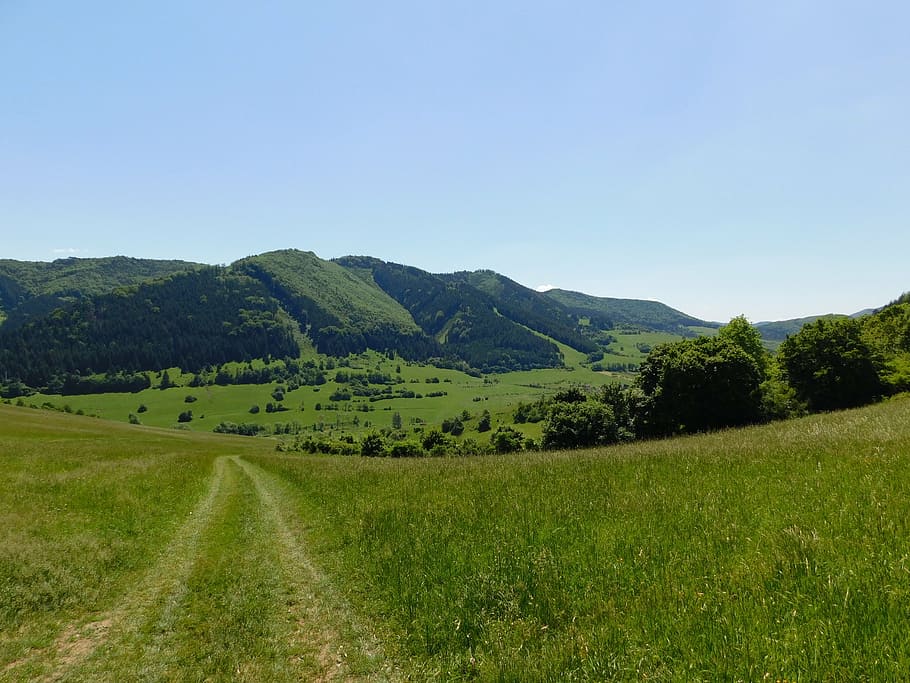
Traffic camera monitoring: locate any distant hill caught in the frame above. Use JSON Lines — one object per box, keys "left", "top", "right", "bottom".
{"left": 0, "top": 256, "right": 201, "bottom": 329}
{"left": 234, "top": 250, "right": 434, "bottom": 358}
{"left": 753, "top": 315, "right": 849, "bottom": 342}
{"left": 335, "top": 257, "right": 563, "bottom": 372}
{"left": 10, "top": 249, "right": 869, "bottom": 390}
{"left": 0, "top": 268, "right": 298, "bottom": 387}
{"left": 542, "top": 289, "right": 718, "bottom": 335}
{"left": 754, "top": 309, "right": 874, "bottom": 342}
{"left": 443, "top": 270, "right": 599, "bottom": 354}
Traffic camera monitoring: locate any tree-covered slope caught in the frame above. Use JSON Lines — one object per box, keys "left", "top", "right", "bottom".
{"left": 0, "top": 256, "right": 202, "bottom": 329}
{"left": 233, "top": 250, "right": 436, "bottom": 358}
{"left": 444, "top": 270, "right": 599, "bottom": 354}
{"left": 0, "top": 268, "right": 299, "bottom": 386}
{"left": 336, "top": 257, "right": 563, "bottom": 372}
{"left": 753, "top": 314, "right": 849, "bottom": 342}
{"left": 543, "top": 288, "right": 717, "bottom": 334}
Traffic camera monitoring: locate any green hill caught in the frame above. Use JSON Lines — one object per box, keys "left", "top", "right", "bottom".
{"left": 444, "top": 270, "right": 599, "bottom": 354}
{"left": 233, "top": 250, "right": 434, "bottom": 358}
{"left": 336, "top": 257, "right": 563, "bottom": 372}
{"left": 543, "top": 288, "right": 717, "bottom": 334}
{"left": 0, "top": 256, "right": 201, "bottom": 330}
{"left": 754, "top": 314, "right": 848, "bottom": 342}
{"left": 0, "top": 268, "right": 298, "bottom": 387}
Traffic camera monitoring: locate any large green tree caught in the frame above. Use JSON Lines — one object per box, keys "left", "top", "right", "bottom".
{"left": 777, "top": 317, "right": 882, "bottom": 412}
{"left": 718, "top": 315, "right": 769, "bottom": 375}
{"left": 636, "top": 335, "right": 764, "bottom": 437}
{"left": 542, "top": 400, "right": 620, "bottom": 450}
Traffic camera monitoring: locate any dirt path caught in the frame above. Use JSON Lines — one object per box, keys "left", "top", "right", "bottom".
{"left": 3, "top": 456, "right": 229, "bottom": 682}
{"left": 8, "top": 455, "right": 401, "bottom": 682}
{"left": 232, "top": 456, "right": 400, "bottom": 682}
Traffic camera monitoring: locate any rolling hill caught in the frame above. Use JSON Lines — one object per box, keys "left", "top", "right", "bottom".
{"left": 1, "top": 249, "right": 889, "bottom": 392}
{"left": 0, "top": 256, "right": 202, "bottom": 330}
{"left": 542, "top": 288, "right": 718, "bottom": 334}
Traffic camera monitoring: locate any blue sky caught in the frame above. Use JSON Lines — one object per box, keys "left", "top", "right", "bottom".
{"left": 2, "top": 2, "right": 908, "bottom": 322}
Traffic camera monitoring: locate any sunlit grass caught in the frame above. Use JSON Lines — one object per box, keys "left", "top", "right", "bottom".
{"left": 251, "top": 395, "right": 910, "bottom": 680}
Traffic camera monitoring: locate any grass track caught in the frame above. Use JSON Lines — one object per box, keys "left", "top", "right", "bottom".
{"left": 0, "top": 407, "right": 400, "bottom": 682}
{"left": 5, "top": 398, "right": 910, "bottom": 679}
{"left": 249, "top": 395, "right": 910, "bottom": 680}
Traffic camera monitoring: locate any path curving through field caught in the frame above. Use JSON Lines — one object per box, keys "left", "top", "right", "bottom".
{"left": 12, "top": 455, "right": 399, "bottom": 682}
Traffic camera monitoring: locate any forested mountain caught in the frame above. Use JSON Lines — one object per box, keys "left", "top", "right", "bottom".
{"left": 2, "top": 250, "right": 893, "bottom": 394}
{"left": 754, "top": 309, "right": 874, "bottom": 342}
{"left": 335, "top": 257, "right": 563, "bottom": 372}
{"left": 0, "top": 268, "right": 298, "bottom": 387}
{"left": 234, "top": 250, "right": 435, "bottom": 358}
{"left": 443, "top": 270, "right": 599, "bottom": 354}
{"left": 542, "top": 288, "right": 717, "bottom": 334}
{"left": 753, "top": 315, "right": 848, "bottom": 342}
{"left": 0, "top": 256, "right": 201, "bottom": 330}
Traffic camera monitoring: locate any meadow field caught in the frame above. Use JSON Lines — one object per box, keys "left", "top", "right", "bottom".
{"left": 23, "top": 346, "right": 639, "bottom": 443}
{"left": 3, "top": 396, "right": 910, "bottom": 680}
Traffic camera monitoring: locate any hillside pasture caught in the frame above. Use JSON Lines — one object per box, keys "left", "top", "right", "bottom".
{"left": 25, "top": 351, "right": 620, "bottom": 443}
{"left": 3, "top": 397, "right": 910, "bottom": 679}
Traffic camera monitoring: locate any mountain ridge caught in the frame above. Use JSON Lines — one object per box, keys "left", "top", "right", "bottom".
{"left": 0, "top": 250, "right": 896, "bottom": 390}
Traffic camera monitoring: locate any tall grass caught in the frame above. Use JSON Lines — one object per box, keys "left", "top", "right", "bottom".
{"left": 252, "top": 395, "right": 910, "bottom": 680}
{"left": 0, "top": 406, "right": 267, "bottom": 671}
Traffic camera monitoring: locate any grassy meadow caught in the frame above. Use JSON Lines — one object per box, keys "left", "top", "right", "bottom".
{"left": 4, "top": 396, "right": 910, "bottom": 679}
{"left": 23, "top": 347, "right": 643, "bottom": 442}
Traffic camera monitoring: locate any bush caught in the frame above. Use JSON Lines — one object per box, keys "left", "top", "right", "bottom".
{"left": 213, "top": 422, "right": 265, "bottom": 436}
{"left": 177, "top": 410, "right": 193, "bottom": 423}
{"left": 360, "top": 432, "right": 386, "bottom": 457}
{"left": 542, "top": 400, "right": 620, "bottom": 450}
{"left": 388, "top": 440, "right": 424, "bottom": 458}
{"left": 778, "top": 317, "right": 883, "bottom": 412}
{"left": 491, "top": 426, "right": 524, "bottom": 454}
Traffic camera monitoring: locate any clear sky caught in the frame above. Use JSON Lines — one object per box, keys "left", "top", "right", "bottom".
{"left": 2, "top": 2, "right": 908, "bottom": 322}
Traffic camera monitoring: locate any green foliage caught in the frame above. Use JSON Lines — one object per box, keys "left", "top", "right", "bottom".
{"left": 542, "top": 400, "right": 620, "bottom": 450}
{"left": 491, "top": 425, "right": 524, "bottom": 453}
{"left": 862, "top": 301, "right": 910, "bottom": 393}
{"left": 177, "top": 410, "right": 193, "bottom": 423}
{"left": 637, "top": 335, "right": 764, "bottom": 437}
{"left": 212, "top": 421, "right": 266, "bottom": 436}
{"left": 360, "top": 431, "right": 386, "bottom": 457}
{"left": 0, "top": 268, "right": 299, "bottom": 387}
{"left": 778, "top": 317, "right": 882, "bottom": 412}
{"left": 441, "top": 415, "right": 464, "bottom": 436}
{"left": 718, "top": 315, "right": 769, "bottom": 374}
{"left": 543, "top": 288, "right": 716, "bottom": 334}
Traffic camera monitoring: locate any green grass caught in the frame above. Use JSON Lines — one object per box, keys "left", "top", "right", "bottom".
{"left": 5, "top": 396, "right": 910, "bottom": 679}
{"left": 0, "top": 406, "right": 389, "bottom": 681}
{"left": 0, "top": 407, "right": 247, "bottom": 678}
{"left": 27, "top": 351, "right": 620, "bottom": 442}
{"left": 249, "top": 395, "right": 910, "bottom": 680}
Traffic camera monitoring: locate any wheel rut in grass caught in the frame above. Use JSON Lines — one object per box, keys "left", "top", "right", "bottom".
{"left": 232, "top": 456, "right": 400, "bottom": 682}
{"left": 18, "top": 455, "right": 229, "bottom": 682}
{"left": 29, "top": 454, "right": 399, "bottom": 682}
